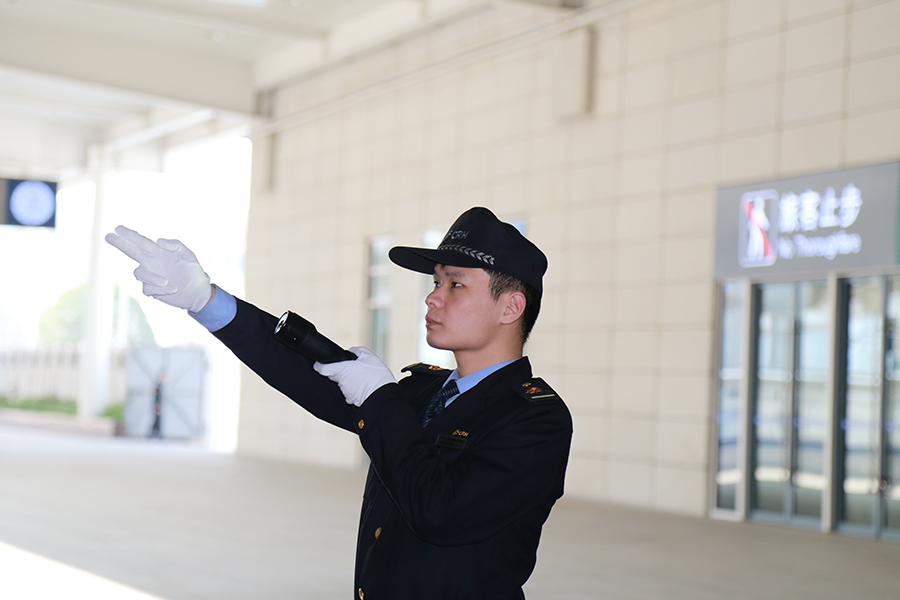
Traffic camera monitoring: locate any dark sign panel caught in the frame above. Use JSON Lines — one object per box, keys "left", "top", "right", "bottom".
{"left": 715, "top": 162, "right": 900, "bottom": 279}
{"left": 2, "top": 178, "right": 58, "bottom": 228}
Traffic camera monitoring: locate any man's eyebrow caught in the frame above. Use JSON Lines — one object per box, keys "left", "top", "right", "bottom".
{"left": 435, "top": 266, "right": 467, "bottom": 279}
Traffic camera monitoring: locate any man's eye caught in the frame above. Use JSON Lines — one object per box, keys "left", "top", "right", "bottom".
{"left": 433, "top": 280, "right": 441, "bottom": 288}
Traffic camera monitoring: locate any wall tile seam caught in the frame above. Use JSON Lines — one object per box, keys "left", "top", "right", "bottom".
{"left": 780, "top": 59, "right": 848, "bottom": 82}
{"left": 617, "top": 145, "right": 671, "bottom": 161}
{"left": 657, "top": 368, "right": 714, "bottom": 380}
{"left": 612, "top": 192, "right": 667, "bottom": 205}
{"left": 607, "top": 409, "right": 662, "bottom": 420}
{"left": 634, "top": 89, "right": 721, "bottom": 115}
{"left": 569, "top": 449, "right": 612, "bottom": 461}
{"left": 568, "top": 405, "right": 610, "bottom": 417}
{"left": 720, "top": 121, "right": 794, "bottom": 141}
{"left": 603, "top": 455, "right": 656, "bottom": 466}
{"left": 846, "top": 43, "right": 900, "bottom": 65}
{"left": 612, "top": 236, "right": 700, "bottom": 251}
{"left": 653, "top": 460, "right": 709, "bottom": 473}
{"left": 607, "top": 319, "right": 663, "bottom": 330}
{"left": 853, "top": 0, "right": 898, "bottom": 9}
{"left": 844, "top": 99, "right": 900, "bottom": 120}
{"left": 624, "top": 34, "right": 720, "bottom": 70}
{"left": 663, "top": 178, "right": 716, "bottom": 192}
{"left": 719, "top": 75, "right": 787, "bottom": 98}
{"left": 657, "top": 410, "right": 712, "bottom": 422}
{"left": 657, "top": 319, "right": 718, "bottom": 330}
{"left": 620, "top": 4, "right": 670, "bottom": 27}
{"left": 777, "top": 113, "right": 854, "bottom": 134}
{"left": 666, "top": 0, "right": 723, "bottom": 18}
{"left": 713, "top": 126, "right": 789, "bottom": 150}
{"left": 725, "top": 26, "right": 784, "bottom": 48}
{"left": 654, "top": 413, "right": 709, "bottom": 424}
{"left": 659, "top": 272, "right": 716, "bottom": 285}
{"left": 783, "top": 7, "right": 853, "bottom": 30}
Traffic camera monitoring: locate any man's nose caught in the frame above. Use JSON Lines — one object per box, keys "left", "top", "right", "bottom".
{"left": 426, "top": 288, "right": 442, "bottom": 308}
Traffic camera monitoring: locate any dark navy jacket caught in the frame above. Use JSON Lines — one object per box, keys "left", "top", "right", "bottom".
{"left": 214, "top": 298, "right": 573, "bottom": 600}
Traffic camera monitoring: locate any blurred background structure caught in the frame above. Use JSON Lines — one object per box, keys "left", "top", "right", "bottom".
{"left": 1, "top": 0, "right": 900, "bottom": 556}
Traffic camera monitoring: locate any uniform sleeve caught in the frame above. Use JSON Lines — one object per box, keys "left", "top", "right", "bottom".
{"left": 212, "top": 297, "right": 359, "bottom": 432}
{"left": 354, "top": 382, "right": 572, "bottom": 546}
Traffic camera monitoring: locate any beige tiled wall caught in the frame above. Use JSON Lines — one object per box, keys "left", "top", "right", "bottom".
{"left": 238, "top": 0, "right": 900, "bottom": 515}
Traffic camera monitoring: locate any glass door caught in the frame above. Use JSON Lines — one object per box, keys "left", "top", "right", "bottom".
{"left": 839, "top": 277, "right": 900, "bottom": 539}
{"left": 752, "top": 283, "right": 794, "bottom": 515}
{"left": 715, "top": 283, "right": 744, "bottom": 511}
{"left": 884, "top": 278, "right": 900, "bottom": 538}
{"left": 751, "top": 281, "right": 828, "bottom": 524}
{"left": 793, "top": 281, "right": 829, "bottom": 520}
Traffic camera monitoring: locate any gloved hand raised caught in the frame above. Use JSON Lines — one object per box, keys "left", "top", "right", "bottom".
{"left": 313, "top": 347, "right": 396, "bottom": 407}
{"left": 105, "top": 225, "right": 212, "bottom": 313}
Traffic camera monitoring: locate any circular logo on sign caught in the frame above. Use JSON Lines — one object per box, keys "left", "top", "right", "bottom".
{"left": 10, "top": 181, "right": 55, "bottom": 226}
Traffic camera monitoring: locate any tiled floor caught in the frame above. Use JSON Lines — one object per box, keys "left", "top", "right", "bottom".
{"left": 1, "top": 425, "right": 898, "bottom": 600}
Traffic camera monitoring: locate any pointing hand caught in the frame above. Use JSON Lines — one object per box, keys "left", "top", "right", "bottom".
{"left": 106, "top": 226, "right": 212, "bottom": 313}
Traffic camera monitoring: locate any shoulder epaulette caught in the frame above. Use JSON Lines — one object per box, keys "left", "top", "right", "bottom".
{"left": 516, "top": 377, "right": 558, "bottom": 402}
{"left": 401, "top": 362, "right": 451, "bottom": 375}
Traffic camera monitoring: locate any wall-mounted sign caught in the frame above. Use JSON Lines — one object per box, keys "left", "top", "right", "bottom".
{"left": 715, "top": 162, "right": 900, "bottom": 279}
{"left": 1, "top": 178, "right": 57, "bottom": 228}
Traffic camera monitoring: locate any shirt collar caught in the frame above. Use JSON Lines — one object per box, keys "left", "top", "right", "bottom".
{"left": 442, "top": 358, "right": 520, "bottom": 407}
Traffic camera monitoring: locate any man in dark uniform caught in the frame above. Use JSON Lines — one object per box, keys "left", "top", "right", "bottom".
{"left": 107, "top": 207, "right": 572, "bottom": 600}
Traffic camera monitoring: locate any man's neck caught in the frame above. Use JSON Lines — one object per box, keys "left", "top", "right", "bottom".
{"left": 453, "top": 345, "right": 523, "bottom": 378}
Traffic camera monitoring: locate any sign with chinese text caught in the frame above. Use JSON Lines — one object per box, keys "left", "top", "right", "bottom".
{"left": 715, "top": 162, "right": 900, "bottom": 279}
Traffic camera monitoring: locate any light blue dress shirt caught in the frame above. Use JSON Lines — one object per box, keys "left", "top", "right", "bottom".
{"left": 440, "top": 358, "right": 519, "bottom": 408}
{"left": 189, "top": 285, "right": 237, "bottom": 332}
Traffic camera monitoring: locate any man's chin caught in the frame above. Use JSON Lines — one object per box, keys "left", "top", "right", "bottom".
{"left": 425, "top": 336, "right": 452, "bottom": 352}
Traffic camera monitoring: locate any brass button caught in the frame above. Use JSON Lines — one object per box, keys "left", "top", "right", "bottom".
{"left": 358, "top": 419, "right": 365, "bottom": 430}
{"left": 358, "top": 588, "right": 364, "bottom": 599}
{"left": 375, "top": 527, "right": 382, "bottom": 539}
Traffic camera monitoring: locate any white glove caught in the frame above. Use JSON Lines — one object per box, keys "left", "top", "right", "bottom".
{"left": 105, "top": 225, "right": 212, "bottom": 313}
{"left": 313, "top": 347, "right": 396, "bottom": 407}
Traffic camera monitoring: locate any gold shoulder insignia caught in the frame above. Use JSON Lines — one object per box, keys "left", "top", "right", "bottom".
{"left": 516, "top": 377, "right": 557, "bottom": 402}
{"left": 402, "top": 362, "right": 451, "bottom": 375}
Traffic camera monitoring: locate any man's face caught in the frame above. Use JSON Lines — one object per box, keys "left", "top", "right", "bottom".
{"left": 424, "top": 264, "right": 505, "bottom": 353}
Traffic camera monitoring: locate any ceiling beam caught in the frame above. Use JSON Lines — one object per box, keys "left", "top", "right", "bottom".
{"left": 501, "top": 0, "right": 585, "bottom": 8}
{"left": 69, "top": 0, "right": 328, "bottom": 41}
{"left": 0, "top": 19, "right": 255, "bottom": 115}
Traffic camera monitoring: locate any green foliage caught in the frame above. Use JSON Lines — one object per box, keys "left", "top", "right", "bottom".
{"left": 38, "top": 284, "right": 156, "bottom": 346}
{"left": 38, "top": 286, "right": 84, "bottom": 344}
{"left": 0, "top": 396, "right": 77, "bottom": 414}
{"left": 0, "top": 396, "right": 124, "bottom": 422}
{"left": 100, "top": 403, "right": 125, "bottom": 423}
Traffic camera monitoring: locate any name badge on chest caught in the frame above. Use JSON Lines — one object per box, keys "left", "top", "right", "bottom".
{"left": 434, "top": 433, "right": 467, "bottom": 451}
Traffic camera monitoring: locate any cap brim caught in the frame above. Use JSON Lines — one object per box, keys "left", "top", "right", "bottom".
{"left": 389, "top": 246, "right": 490, "bottom": 274}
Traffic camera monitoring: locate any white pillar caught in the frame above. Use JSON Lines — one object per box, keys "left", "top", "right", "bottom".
{"left": 78, "top": 147, "right": 114, "bottom": 418}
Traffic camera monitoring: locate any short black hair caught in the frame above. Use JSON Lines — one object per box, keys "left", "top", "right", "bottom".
{"left": 485, "top": 269, "right": 541, "bottom": 345}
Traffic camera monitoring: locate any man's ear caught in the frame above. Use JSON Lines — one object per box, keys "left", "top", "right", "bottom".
{"left": 499, "top": 291, "right": 527, "bottom": 325}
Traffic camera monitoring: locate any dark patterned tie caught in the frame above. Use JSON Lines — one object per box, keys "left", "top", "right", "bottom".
{"left": 421, "top": 380, "right": 459, "bottom": 427}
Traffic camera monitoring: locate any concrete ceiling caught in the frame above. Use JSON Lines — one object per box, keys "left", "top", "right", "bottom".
{"left": 0, "top": 0, "right": 583, "bottom": 178}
